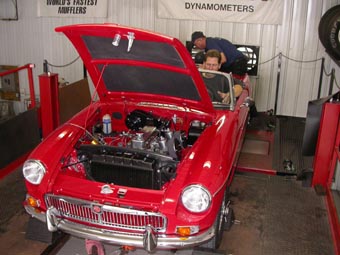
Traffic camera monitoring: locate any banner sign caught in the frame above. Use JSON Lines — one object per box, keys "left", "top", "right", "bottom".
{"left": 158, "top": 0, "right": 283, "bottom": 25}
{"left": 37, "top": 0, "right": 108, "bottom": 18}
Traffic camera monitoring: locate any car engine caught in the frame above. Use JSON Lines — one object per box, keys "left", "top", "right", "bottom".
{"left": 73, "top": 109, "right": 206, "bottom": 190}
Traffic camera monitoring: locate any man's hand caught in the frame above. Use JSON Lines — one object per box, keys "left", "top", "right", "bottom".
{"left": 217, "top": 91, "right": 230, "bottom": 103}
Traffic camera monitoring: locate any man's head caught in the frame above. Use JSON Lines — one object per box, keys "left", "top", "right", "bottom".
{"left": 191, "top": 31, "right": 206, "bottom": 49}
{"left": 203, "top": 49, "right": 221, "bottom": 71}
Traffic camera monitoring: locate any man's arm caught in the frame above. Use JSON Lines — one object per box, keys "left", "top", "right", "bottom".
{"left": 220, "top": 52, "right": 227, "bottom": 64}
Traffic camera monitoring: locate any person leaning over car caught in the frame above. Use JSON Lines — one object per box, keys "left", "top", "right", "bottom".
{"left": 192, "top": 31, "right": 248, "bottom": 76}
{"left": 201, "top": 49, "right": 243, "bottom": 104}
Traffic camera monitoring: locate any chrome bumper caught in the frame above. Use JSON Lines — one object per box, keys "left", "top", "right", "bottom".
{"left": 25, "top": 205, "right": 215, "bottom": 251}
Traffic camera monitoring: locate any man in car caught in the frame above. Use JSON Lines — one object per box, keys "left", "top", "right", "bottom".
{"left": 201, "top": 49, "right": 243, "bottom": 103}
{"left": 192, "top": 31, "right": 248, "bottom": 75}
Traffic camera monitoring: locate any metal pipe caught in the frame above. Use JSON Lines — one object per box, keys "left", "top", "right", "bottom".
{"left": 0, "top": 64, "right": 32, "bottom": 77}
{"left": 329, "top": 68, "right": 335, "bottom": 96}
{"left": 274, "top": 53, "right": 282, "bottom": 115}
{"left": 317, "top": 57, "right": 325, "bottom": 99}
{"left": 26, "top": 64, "right": 36, "bottom": 109}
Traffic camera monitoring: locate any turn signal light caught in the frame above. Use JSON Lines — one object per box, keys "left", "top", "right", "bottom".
{"left": 27, "top": 196, "right": 40, "bottom": 208}
{"left": 177, "top": 227, "right": 191, "bottom": 236}
{"left": 176, "top": 226, "right": 200, "bottom": 237}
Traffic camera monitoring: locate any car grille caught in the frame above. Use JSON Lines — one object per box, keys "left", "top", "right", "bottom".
{"left": 45, "top": 194, "right": 166, "bottom": 232}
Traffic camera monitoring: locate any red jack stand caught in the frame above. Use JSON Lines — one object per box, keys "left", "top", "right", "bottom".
{"left": 85, "top": 239, "right": 105, "bottom": 255}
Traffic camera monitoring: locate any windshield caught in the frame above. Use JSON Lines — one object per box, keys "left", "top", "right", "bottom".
{"left": 199, "top": 70, "right": 235, "bottom": 109}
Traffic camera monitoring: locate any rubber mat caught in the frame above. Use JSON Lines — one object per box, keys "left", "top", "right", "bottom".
{"left": 273, "top": 116, "right": 314, "bottom": 175}
{"left": 263, "top": 175, "right": 333, "bottom": 255}
{"left": 222, "top": 172, "right": 334, "bottom": 255}
{"left": 237, "top": 111, "right": 276, "bottom": 172}
{"left": 0, "top": 167, "right": 26, "bottom": 233}
{"left": 238, "top": 130, "right": 274, "bottom": 171}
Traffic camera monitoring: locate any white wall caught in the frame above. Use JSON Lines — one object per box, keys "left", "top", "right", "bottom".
{"left": 0, "top": 0, "right": 339, "bottom": 116}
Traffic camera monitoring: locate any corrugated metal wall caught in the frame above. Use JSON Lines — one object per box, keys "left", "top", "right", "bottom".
{"left": 0, "top": 0, "right": 339, "bottom": 116}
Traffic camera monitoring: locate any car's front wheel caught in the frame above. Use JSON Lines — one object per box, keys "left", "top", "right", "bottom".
{"left": 200, "top": 191, "right": 231, "bottom": 250}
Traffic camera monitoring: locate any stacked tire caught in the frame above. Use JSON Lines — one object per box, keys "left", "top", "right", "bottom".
{"left": 319, "top": 5, "right": 340, "bottom": 60}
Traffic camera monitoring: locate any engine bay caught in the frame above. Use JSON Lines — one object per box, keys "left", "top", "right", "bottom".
{"left": 67, "top": 109, "right": 208, "bottom": 190}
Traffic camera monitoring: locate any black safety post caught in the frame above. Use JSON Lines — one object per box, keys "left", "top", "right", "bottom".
{"left": 43, "top": 59, "right": 48, "bottom": 73}
{"left": 274, "top": 53, "right": 282, "bottom": 115}
{"left": 317, "top": 57, "right": 325, "bottom": 99}
{"left": 328, "top": 68, "right": 335, "bottom": 96}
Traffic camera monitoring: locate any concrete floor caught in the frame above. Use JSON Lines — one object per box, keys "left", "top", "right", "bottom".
{"left": 222, "top": 172, "right": 334, "bottom": 255}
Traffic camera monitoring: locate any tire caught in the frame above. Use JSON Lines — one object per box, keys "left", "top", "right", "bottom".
{"left": 319, "top": 5, "right": 340, "bottom": 59}
{"left": 224, "top": 206, "right": 235, "bottom": 231}
{"left": 330, "top": 20, "right": 340, "bottom": 57}
{"left": 319, "top": 6, "right": 338, "bottom": 47}
{"left": 200, "top": 192, "right": 227, "bottom": 250}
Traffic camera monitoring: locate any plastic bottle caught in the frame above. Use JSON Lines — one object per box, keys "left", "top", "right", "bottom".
{"left": 102, "top": 114, "right": 112, "bottom": 134}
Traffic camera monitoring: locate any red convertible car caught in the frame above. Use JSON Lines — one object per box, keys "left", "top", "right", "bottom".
{"left": 23, "top": 24, "right": 251, "bottom": 252}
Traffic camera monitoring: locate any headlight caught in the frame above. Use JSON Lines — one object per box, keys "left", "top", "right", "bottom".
{"left": 181, "top": 185, "right": 211, "bottom": 213}
{"left": 23, "top": 160, "right": 46, "bottom": 185}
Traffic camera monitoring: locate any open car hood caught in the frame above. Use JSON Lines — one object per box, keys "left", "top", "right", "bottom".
{"left": 55, "top": 24, "right": 214, "bottom": 113}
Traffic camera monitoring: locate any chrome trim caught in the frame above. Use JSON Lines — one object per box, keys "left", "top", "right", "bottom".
{"left": 49, "top": 214, "right": 214, "bottom": 249}
{"left": 46, "top": 206, "right": 60, "bottom": 232}
{"left": 25, "top": 203, "right": 215, "bottom": 250}
{"left": 24, "top": 205, "right": 46, "bottom": 222}
{"left": 45, "top": 194, "right": 167, "bottom": 233}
